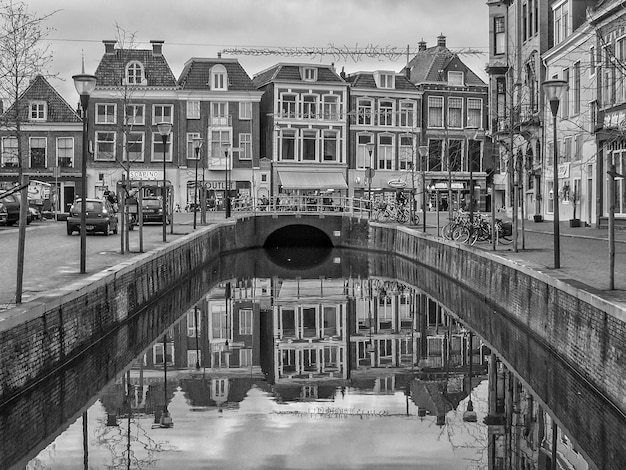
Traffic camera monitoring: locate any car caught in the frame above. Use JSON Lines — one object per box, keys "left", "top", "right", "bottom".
{"left": 66, "top": 198, "right": 118, "bottom": 236}
{"left": 141, "top": 196, "right": 170, "bottom": 224}
{"left": 0, "top": 192, "right": 33, "bottom": 226}
{"left": 0, "top": 201, "right": 7, "bottom": 225}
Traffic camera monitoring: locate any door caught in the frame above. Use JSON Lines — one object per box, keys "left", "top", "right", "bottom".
{"left": 63, "top": 186, "right": 75, "bottom": 212}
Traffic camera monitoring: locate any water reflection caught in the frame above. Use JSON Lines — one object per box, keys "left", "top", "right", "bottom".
{"left": 1, "top": 248, "right": 619, "bottom": 469}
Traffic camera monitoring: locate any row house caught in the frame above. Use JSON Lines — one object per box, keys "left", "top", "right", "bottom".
{"left": 403, "top": 35, "right": 490, "bottom": 212}
{"left": 344, "top": 69, "right": 422, "bottom": 202}
{"left": 0, "top": 75, "right": 83, "bottom": 212}
{"left": 254, "top": 63, "right": 350, "bottom": 197}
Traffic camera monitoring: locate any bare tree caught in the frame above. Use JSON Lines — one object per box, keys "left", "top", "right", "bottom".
{"left": 0, "top": 0, "right": 56, "bottom": 303}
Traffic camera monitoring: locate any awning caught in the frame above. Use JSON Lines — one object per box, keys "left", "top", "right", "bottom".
{"left": 278, "top": 171, "right": 348, "bottom": 190}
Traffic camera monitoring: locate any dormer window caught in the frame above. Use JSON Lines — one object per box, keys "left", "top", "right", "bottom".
{"left": 126, "top": 61, "right": 145, "bottom": 85}
{"left": 374, "top": 72, "right": 395, "bottom": 89}
{"left": 448, "top": 71, "right": 464, "bottom": 86}
{"left": 211, "top": 64, "right": 228, "bottom": 90}
{"left": 302, "top": 67, "right": 317, "bottom": 82}
{"left": 29, "top": 101, "right": 47, "bottom": 121}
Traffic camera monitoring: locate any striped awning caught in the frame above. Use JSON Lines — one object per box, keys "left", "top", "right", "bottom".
{"left": 278, "top": 171, "right": 348, "bottom": 190}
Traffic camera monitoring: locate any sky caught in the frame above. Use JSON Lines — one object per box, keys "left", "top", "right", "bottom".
{"left": 22, "top": 0, "right": 489, "bottom": 106}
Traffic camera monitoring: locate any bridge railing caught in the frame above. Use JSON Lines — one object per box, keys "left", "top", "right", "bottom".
{"left": 231, "top": 195, "right": 372, "bottom": 219}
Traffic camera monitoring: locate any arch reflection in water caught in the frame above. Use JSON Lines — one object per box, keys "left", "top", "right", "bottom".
{"left": 15, "top": 248, "right": 617, "bottom": 470}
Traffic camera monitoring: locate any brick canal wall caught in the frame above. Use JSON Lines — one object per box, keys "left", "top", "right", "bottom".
{"left": 1, "top": 215, "right": 625, "bottom": 421}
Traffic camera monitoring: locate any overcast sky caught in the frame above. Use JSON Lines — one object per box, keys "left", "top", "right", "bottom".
{"left": 25, "top": 0, "right": 489, "bottom": 106}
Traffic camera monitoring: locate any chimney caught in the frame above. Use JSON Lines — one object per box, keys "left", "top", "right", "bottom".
{"left": 340, "top": 66, "right": 346, "bottom": 79}
{"left": 217, "top": 51, "right": 222, "bottom": 59}
{"left": 103, "top": 40, "right": 116, "bottom": 54}
{"left": 151, "top": 40, "right": 164, "bottom": 56}
{"left": 418, "top": 40, "right": 427, "bottom": 51}
{"left": 437, "top": 34, "right": 446, "bottom": 48}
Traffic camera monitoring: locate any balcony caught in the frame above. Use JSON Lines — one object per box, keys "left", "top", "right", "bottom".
{"left": 210, "top": 115, "right": 232, "bottom": 127}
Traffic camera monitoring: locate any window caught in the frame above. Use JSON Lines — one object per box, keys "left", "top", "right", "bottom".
{"left": 29, "top": 101, "right": 46, "bottom": 121}
{"left": 378, "top": 73, "right": 395, "bottom": 89}
{"left": 239, "top": 102, "right": 252, "bottom": 120}
{"left": 186, "top": 132, "right": 201, "bottom": 159}
{"left": 302, "top": 95, "right": 317, "bottom": 119}
{"left": 96, "top": 104, "right": 116, "bottom": 124}
{"left": 152, "top": 132, "right": 172, "bottom": 162}
{"left": 377, "top": 135, "right": 394, "bottom": 170}
{"left": 209, "top": 130, "right": 231, "bottom": 169}
{"left": 618, "top": 37, "right": 626, "bottom": 103}
{"left": 239, "top": 309, "right": 253, "bottom": 335}
{"left": 494, "top": 16, "right": 505, "bottom": 55}
{"left": 574, "top": 134, "right": 583, "bottom": 161}
{"left": 523, "top": 1, "right": 528, "bottom": 41}
{"left": 356, "top": 134, "right": 374, "bottom": 169}
{"left": 211, "top": 64, "right": 227, "bottom": 90}
{"left": 428, "top": 139, "right": 443, "bottom": 171}
{"left": 322, "top": 130, "right": 338, "bottom": 162}
{"left": 448, "top": 71, "right": 464, "bottom": 86}
{"left": 301, "top": 129, "right": 317, "bottom": 161}
{"left": 448, "top": 140, "right": 462, "bottom": 171}
{"left": 302, "top": 67, "right": 317, "bottom": 81}
{"left": 573, "top": 62, "right": 580, "bottom": 115}
{"left": 322, "top": 95, "right": 339, "bottom": 120}
{"left": 280, "top": 93, "right": 297, "bottom": 118}
{"left": 125, "top": 61, "right": 145, "bottom": 85}
{"left": 187, "top": 311, "right": 201, "bottom": 337}
{"left": 239, "top": 133, "right": 252, "bottom": 160}
{"left": 57, "top": 137, "right": 74, "bottom": 168}
{"left": 187, "top": 101, "right": 200, "bottom": 119}
{"left": 589, "top": 45, "right": 596, "bottom": 77}
{"left": 467, "top": 98, "right": 483, "bottom": 128}
{"left": 447, "top": 97, "right": 463, "bottom": 128}
{"left": 29, "top": 137, "right": 46, "bottom": 168}
{"left": 357, "top": 99, "right": 373, "bottom": 125}
{"left": 125, "top": 104, "right": 145, "bottom": 125}
{"left": 95, "top": 132, "right": 116, "bottom": 161}
{"left": 124, "top": 132, "right": 144, "bottom": 162}
{"left": 187, "top": 350, "right": 201, "bottom": 368}
{"left": 153, "top": 104, "right": 173, "bottom": 124}
{"left": 428, "top": 96, "right": 443, "bottom": 128}
{"left": 379, "top": 100, "right": 394, "bottom": 126}
{"left": 399, "top": 135, "right": 414, "bottom": 170}
{"left": 280, "top": 129, "right": 296, "bottom": 161}
{"left": 563, "top": 137, "right": 572, "bottom": 163}
{"left": 211, "top": 102, "right": 229, "bottom": 126}
{"left": 153, "top": 343, "right": 174, "bottom": 365}
{"left": 553, "top": 1, "right": 569, "bottom": 44}
{"left": 399, "top": 101, "right": 414, "bottom": 127}
{"left": 2, "top": 137, "right": 18, "bottom": 167}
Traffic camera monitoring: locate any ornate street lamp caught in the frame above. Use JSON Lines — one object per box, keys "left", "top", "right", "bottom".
{"left": 223, "top": 145, "right": 231, "bottom": 218}
{"left": 192, "top": 138, "right": 203, "bottom": 230}
{"left": 72, "top": 71, "right": 97, "bottom": 274}
{"left": 365, "top": 142, "right": 375, "bottom": 213}
{"left": 418, "top": 145, "right": 429, "bottom": 233}
{"left": 542, "top": 79, "right": 569, "bottom": 269}
{"left": 157, "top": 122, "right": 172, "bottom": 242}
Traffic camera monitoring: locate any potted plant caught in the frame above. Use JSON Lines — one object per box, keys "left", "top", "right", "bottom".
{"left": 569, "top": 188, "right": 581, "bottom": 227}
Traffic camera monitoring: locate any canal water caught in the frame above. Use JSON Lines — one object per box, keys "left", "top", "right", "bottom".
{"left": 2, "top": 248, "right": 624, "bottom": 469}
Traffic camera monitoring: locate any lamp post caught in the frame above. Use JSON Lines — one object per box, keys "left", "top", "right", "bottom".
{"left": 418, "top": 145, "right": 429, "bottom": 233}
{"left": 542, "top": 79, "right": 569, "bottom": 269}
{"left": 194, "top": 306, "right": 201, "bottom": 370}
{"left": 192, "top": 138, "right": 203, "bottom": 230}
{"left": 365, "top": 142, "right": 375, "bottom": 213}
{"left": 608, "top": 165, "right": 625, "bottom": 290}
{"left": 157, "top": 122, "right": 172, "bottom": 242}
{"left": 224, "top": 145, "right": 231, "bottom": 218}
{"left": 72, "top": 72, "right": 97, "bottom": 275}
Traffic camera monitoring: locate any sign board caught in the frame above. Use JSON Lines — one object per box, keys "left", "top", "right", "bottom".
{"left": 387, "top": 179, "right": 407, "bottom": 188}
{"left": 365, "top": 168, "right": 375, "bottom": 179}
{"left": 557, "top": 163, "right": 570, "bottom": 179}
{"left": 130, "top": 170, "right": 161, "bottom": 180}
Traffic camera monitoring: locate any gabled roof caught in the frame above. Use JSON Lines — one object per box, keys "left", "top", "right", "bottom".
{"left": 94, "top": 46, "right": 177, "bottom": 88}
{"left": 345, "top": 72, "right": 419, "bottom": 92}
{"left": 1, "top": 75, "right": 81, "bottom": 122}
{"left": 402, "top": 45, "right": 486, "bottom": 87}
{"left": 253, "top": 63, "right": 346, "bottom": 88}
{"left": 178, "top": 58, "right": 256, "bottom": 91}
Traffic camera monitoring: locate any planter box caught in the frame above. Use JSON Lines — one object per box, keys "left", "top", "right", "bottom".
{"left": 569, "top": 218, "right": 581, "bottom": 227}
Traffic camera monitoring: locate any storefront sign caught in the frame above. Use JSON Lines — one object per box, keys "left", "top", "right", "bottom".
{"left": 205, "top": 181, "right": 231, "bottom": 190}
{"left": 130, "top": 170, "right": 161, "bottom": 180}
{"left": 557, "top": 163, "right": 570, "bottom": 179}
{"left": 387, "top": 179, "right": 407, "bottom": 188}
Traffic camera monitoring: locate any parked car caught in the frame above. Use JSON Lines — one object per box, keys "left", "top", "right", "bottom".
{"left": 0, "top": 201, "right": 7, "bottom": 225}
{"left": 66, "top": 198, "right": 118, "bottom": 236}
{"left": 0, "top": 192, "right": 32, "bottom": 226}
{"left": 141, "top": 196, "right": 169, "bottom": 224}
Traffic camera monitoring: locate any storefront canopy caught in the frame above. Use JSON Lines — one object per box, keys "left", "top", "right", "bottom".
{"left": 278, "top": 171, "right": 348, "bottom": 190}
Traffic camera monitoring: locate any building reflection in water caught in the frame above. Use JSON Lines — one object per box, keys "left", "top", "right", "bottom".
{"left": 27, "top": 273, "right": 595, "bottom": 470}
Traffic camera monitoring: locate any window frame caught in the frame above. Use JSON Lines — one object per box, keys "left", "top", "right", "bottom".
{"left": 239, "top": 133, "right": 252, "bottom": 160}
{"left": 448, "top": 71, "right": 464, "bottom": 86}
{"left": 125, "top": 104, "right": 145, "bottom": 126}
{"left": 322, "top": 129, "right": 339, "bottom": 162}
{"left": 447, "top": 96, "right": 464, "bottom": 129}
{"left": 239, "top": 102, "right": 252, "bottom": 120}
{"left": 187, "top": 132, "right": 201, "bottom": 160}
{"left": 211, "top": 64, "right": 228, "bottom": 90}
{"left": 152, "top": 104, "right": 173, "bottom": 125}
{"left": 29, "top": 136, "right": 47, "bottom": 168}
{"left": 29, "top": 100, "right": 47, "bottom": 121}
{"left": 96, "top": 103, "right": 117, "bottom": 125}
{"left": 125, "top": 61, "right": 145, "bottom": 86}
{"left": 467, "top": 98, "right": 483, "bottom": 128}
{"left": 428, "top": 96, "right": 444, "bottom": 128}
{"left": 95, "top": 131, "right": 116, "bottom": 161}
{"left": 152, "top": 131, "right": 173, "bottom": 162}
{"left": 124, "top": 132, "right": 145, "bottom": 162}
{"left": 302, "top": 67, "right": 317, "bottom": 82}
{"left": 56, "top": 137, "right": 74, "bottom": 168}
{"left": 186, "top": 101, "right": 201, "bottom": 120}
{"left": 357, "top": 98, "right": 373, "bottom": 125}
{"left": 1, "top": 136, "right": 18, "bottom": 167}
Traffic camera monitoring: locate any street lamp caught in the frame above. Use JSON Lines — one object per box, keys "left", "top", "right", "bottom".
{"left": 608, "top": 165, "right": 625, "bottom": 289}
{"left": 72, "top": 71, "right": 97, "bottom": 275}
{"left": 194, "top": 306, "right": 201, "bottom": 370}
{"left": 157, "top": 122, "right": 172, "bottom": 242}
{"left": 542, "top": 79, "right": 569, "bottom": 269}
{"left": 418, "top": 146, "right": 429, "bottom": 233}
{"left": 223, "top": 145, "right": 231, "bottom": 218}
{"left": 192, "top": 138, "right": 203, "bottom": 230}
{"left": 365, "top": 142, "right": 375, "bottom": 212}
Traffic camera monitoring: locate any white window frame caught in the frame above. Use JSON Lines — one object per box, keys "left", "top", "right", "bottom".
{"left": 153, "top": 343, "right": 174, "bottom": 365}
{"left": 125, "top": 104, "right": 145, "bottom": 126}
{"left": 552, "top": 0, "right": 569, "bottom": 45}
{"left": 377, "top": 73, "right": 395, "bottom": 89}
{"left": 589, "top": 45, "right": 596, "bottom": 78}
{"left": 239, "top": 309, "right": 253, "bottom": 335}
{"left": 209, "top": 129, "right": 232, "bottom": 169}
{"left": 187, "top": 132, "right": 201, "bottom": 159}
{"left": 302, "top": 67, "right": 317, "bottom": 81}
{"left": 56, "top": 137, "right": 74, "bottom": 168}
{"left": 322, "top": 129, "right": 339, "bottom": 162}
{"left": 399, "top": 100, "right": 415, "bottom": 127}
{"left": 428, "top": 96, "right": 444, "bottom": 128}
{"left": 378, "top": 99, "right": 395, "bottom": 126}
{"left": 300, "top": 129, "right": 318, "bottom": 162}
{"left": 29, "top": 136, "right": 47, "bottom": 168}
{"left": 187, "top": 101, "right": 200, "bottom": 119}
{"left": 279, "top": 128, "right": 297, "bottom": 161}
{"left": 96, "top": 103, "right": 116, "bottom": 125}
{"left": 187, "top": 311, "right": 201, "bottom": 337}
{"left": 152, "top": 132, "right": 173, "bottom": 162}
{"left": 399, "top": 135, "right": 414, "bottom": 171}
{"left": 302, "top": 94, "right": 317, "bottom": 120}
{"left": 279, "top": 93, "right": 297, "bottom": 119}
{"left": 239, "top": 133, "right": 252, "bottom": 160}
{"left": 95, "top": 131, "right": 116, "bottom": 161}
{"left": 29, "top": 101, "right": 47, "bottom": 121}
{"left": 239, "top": 102, "right": 252, "bottom": 120}
{"left": 124, "top": 132, "right": 144, "bottom": 162}
{"left": 211, "top": 64, "right": 228, "bottom": 90}
{"left": 356, "top": 133, "right": 374, "bottom": 170}
{"left": 467, "top": 98, "right": 483, "bottom": 128}
{"left": 357, "top": 98, "right": 373, "bottom": 125}
{"left": 211, "top": 102, "right": 229, "bottom": 126}
{"left": 448, "top": 71, "right": 464, "bottom": 86}
{"left": 153, "top": 104, "right": 173, "bottom": 125}
{"left": 1, "top": 137, "right": 18, "bottom": 167}
{"left": 125, "top": 61, "right": 145, "bottom": 85}
{"left": 377, "top": 134, "right": 395, "bottom": 170}
{"left": 322, "top": 95, "right": 339, "bottom": 120}
{"left": 447, "top": 97, "right": 464, "bottom": 129}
